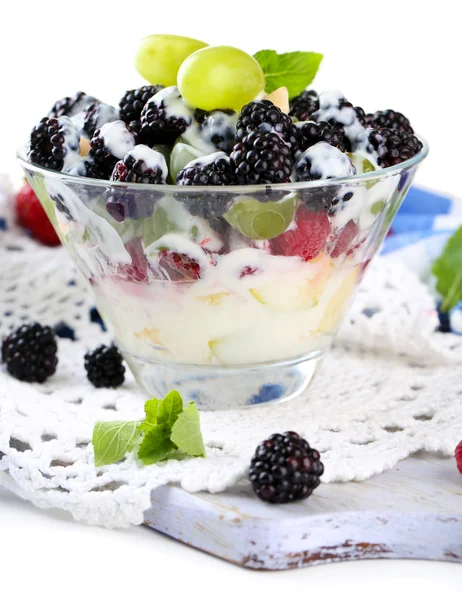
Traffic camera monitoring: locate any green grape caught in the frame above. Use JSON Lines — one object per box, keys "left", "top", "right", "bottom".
{"left": 224, "top": 194, "right": 297, "bottom": 240}
{"left": 177, "top": 46, "right": 265, "bottom": 112}
{"left": 135, "top": 34, "right": 207, "bottom": 87}
{"left": 169, "top": 140, "right": 204, "bottom": 183}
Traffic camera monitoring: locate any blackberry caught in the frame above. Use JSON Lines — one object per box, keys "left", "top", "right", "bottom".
{"left": 311, "top": 92, "right": 366, "bottom": 150}
{"left": 366, "top": 109, "right": 414, "bottom": 134}
{"left": 119, "top": 85, "right": 164, "bottom": 131}
{"left": 28, "top": 116, "right": 80, "bottom": 171}
{"left": 235, "top": 100, "right": 300, "bottom": 154}
{"left": 83, "top": 102, "right": 119, "bottom": 138}
{"left": 295, "top": 142, "right": 356, "bottom": 182}
{"left": 84, "top": 344, "right": 125, "bottom": 388}
{"left": 176, "top": 152, "right": 235, "bottom": 219}
{"left": 295, "top": 142, "right": 356, "bottom": 212}
{"left": 49, "top": 192, "right": 74, "bottom": 220}
{"left": 363, "top": 127, "right": 423, "bottom": 168}
{"left": 289, "top": 90, "right": 319, "bottom": 121}
{"left": 298, "top": 121, "right": 349, "bottom": 153}
{"left": 249, "top": 431, "right": 324, "bottom": 503}
{"left": 1, "top": 323, "right": 58, "bottom": 383}
{"left": 105, "top": 145, "right": 167, "bottom": 222}
{"left": 231, "top": 130, "right": 293, "bottom": 185}
{"left": 189, "top": 109, "right": 237, "bottom": 153}
{"left": 140, "top": 86, "right": 193, "bottom": 145}
{"left": 89, "top": 120, "right": 138, "bottom": 180}
{"left": 48, "top": 91, "right": 98, "bottom": 118}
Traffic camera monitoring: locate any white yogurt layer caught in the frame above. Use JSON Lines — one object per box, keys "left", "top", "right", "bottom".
{"left": 126, "top": 145, "right": 168, "bottom": 182}
{"left": 98, "top": 120, "right": 137, "bottom": 158}
{"left": 93, "top": 250, "right": 359, "bottom": 366}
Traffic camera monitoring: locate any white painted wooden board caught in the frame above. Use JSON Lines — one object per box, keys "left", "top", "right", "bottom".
{"left": 145, "top": 452, "right": 462, "bottom": 570}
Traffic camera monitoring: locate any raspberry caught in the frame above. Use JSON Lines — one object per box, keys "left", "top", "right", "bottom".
{"left": 455, "top": 441, "right": 462, "bottom": 475}
{"left": 270, "top": 204, "right": 331, "bottom": 261}
{"left": 15, "top": 183, "right": 60, "bottom": 246}
{"left": 158, "top": 250, "right": 202, "bottom": 281}
{"left": 84, "top": 344, "right": 125, "bottom": 388}
{"left": 231, "top": 130, "right": 293, "bottom": 185}
{"left": 330, "top": 219, "right": 359, "bottom": 258}
{"left": 1, "top": 323, "right": 58, "bottom": 383}
{"left": 116, "top": 238, "right": 149, "bottom": 283}
{"left": 249, "top": 431, "right": 324, "bottom": 503}
{"left": 289, "top": 90, "right": 319, "bottom": 121}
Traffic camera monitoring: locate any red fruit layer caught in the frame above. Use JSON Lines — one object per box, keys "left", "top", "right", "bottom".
{"left": 456, "top": 440, "right": 462, "bottom": 475}
{"left": 159, "top": 250, "right": 201, "bottom": 281}
{"left": 116, "top": 238, "right": 148, "bottom": 283}
{"left": 15, "top": 183, "right": 60, "bottom": 246}
{"left": 330, "top": 220, "right": 360, "bottom": 258}
{"left": 270, "top": 204, "right": 331, "bottom": 261}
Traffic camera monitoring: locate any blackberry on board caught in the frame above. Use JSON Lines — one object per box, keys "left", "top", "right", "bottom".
{"left": 249, "top": 431, "right": 324, "bottom": 503}
{"left": 176, "top": 152, "right": 235, "bottom": 219}
{"left": 231, "top": 130, "right": 293, "bottom": 185}
{"left": 366, "top": 109, "right": 414, "bottom": 134}
{"left": 84, "top": 344, "right": 125, "bottom": 388}
{"left": 119, "top": 85, "right": 164, "bottom": 131}
{"left": 289, "top": 89, "right": 319, "bottom": 121}
{"left": 235, "top": 99, "right": 301, "bottom": 154}
{"left": 1, "top": 322, "right": 58, "bottom": 383}
{"left": 28, "top": 116, "right": 80, "bottom": 171}
{"left": 363, "top": 127, "right": 423, "bottom": 168}
{"left": 140, "top": 86, "right": 193, "bottom": 145}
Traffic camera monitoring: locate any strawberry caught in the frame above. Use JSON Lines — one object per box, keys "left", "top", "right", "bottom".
{"left": 15, "top": 183, "right": 60, "bottom": 246}
{"left": 456, "top": 440, "right": 462, "bottom": 475}
{"left": 330, "top": 220, "right": 359, "bottom": 258}
{"left": 270, "top": 205, "right": 330, "bottom": 261}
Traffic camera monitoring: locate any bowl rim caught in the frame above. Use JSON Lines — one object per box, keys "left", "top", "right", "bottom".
{"left": 17, "top": 136, "right": 429, "bottom": 193}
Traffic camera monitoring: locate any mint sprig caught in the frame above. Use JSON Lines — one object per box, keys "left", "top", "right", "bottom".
{"left": 92, "top": 391, "right": 205, "bottom": 467}
{"left": 433, "top": 226, "right": 462, "bottom": 312}
{"left": 253, "top": 50, "right": 323, "bottom": 99}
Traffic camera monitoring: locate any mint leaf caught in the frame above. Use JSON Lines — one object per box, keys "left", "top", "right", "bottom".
{"left": 170, "top": 402, "right": 206, "bottom": 458}
{"left": 433, "top": 226, "right": 462, "bottom": 312}
{"left": 253, "top": 50, "right": 323, "bottom": 99}
{"left": 157, "top": 390, "right": 183, "bottom": 430}
{"left": 138, "top": 398, "right": 161, "bottom": 433}
{"left": 137, "top": 424, "right": 176, "bottom": 465}
{"left": 92, "top": 421, "right": 139, "bottom": 467}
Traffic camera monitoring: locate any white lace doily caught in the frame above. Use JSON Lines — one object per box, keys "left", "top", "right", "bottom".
{"left": 1, "top": 182, "right": 461, "bottom": 528}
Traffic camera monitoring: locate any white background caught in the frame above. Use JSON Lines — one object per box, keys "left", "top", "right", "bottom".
{"left": 1, "top": 0, "right": 462, "bottom": 597}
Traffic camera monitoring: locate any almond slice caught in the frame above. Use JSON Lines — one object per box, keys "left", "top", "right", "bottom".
{"left": 79, "top": 137, "right": 91, "bottom": 157}
{"left": 263, "top": 87, "right": 289, "bottom": 114}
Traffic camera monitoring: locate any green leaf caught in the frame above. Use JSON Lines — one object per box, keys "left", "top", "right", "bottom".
{"left": 138, "top": 398, "right": 162, "bottom": 433}
{"left": 92, "top": 421, "right": 139, "bottom": 467}
{"left": 433, "top": 226, "right": 462, "bottom": 312}
{"left": 157, "top": 390, "right": 184, "bottom": 430}
{"left": 137, "top": 424, "right": 176, "bottom": 465}
{"left": 253, "top": 50, "right": 323, "bottom": 99}
{"left": 170, "top": 402, "right": 206, "bottom": 458}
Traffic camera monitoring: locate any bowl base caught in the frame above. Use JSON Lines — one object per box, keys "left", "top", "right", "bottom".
{"left": 123, "top": 351, "right": 325, "bottom": 410}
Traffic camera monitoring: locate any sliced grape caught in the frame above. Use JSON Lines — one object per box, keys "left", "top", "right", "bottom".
{"left": 169, "top": 140, "right": 204, "bottom": 183}
{"left": 135, "top": 34, "right": 207, "bottom": 87}
{"left": 177, "top": 46, "right": 265, "bottom": 112}
{"left": 224, "top": 194, "right": 297, "bottom": 240}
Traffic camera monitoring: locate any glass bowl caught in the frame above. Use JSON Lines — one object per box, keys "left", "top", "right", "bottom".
{"left": 18, "top": 141, "right": 428, "bottom": 410}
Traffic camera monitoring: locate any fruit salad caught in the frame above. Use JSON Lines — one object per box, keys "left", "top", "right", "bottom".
{"left": 20, "top": 35, "right": 427, "bottom": 407}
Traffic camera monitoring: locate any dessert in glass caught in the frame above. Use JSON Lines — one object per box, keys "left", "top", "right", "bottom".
{"left": 18, "top": 35, "right": 428, "bottom": 409}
